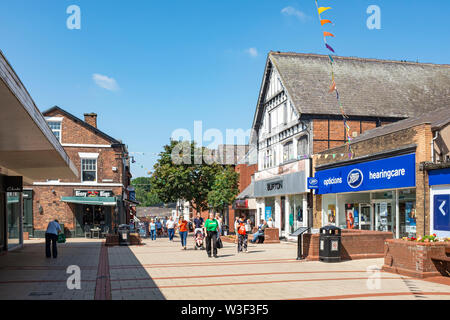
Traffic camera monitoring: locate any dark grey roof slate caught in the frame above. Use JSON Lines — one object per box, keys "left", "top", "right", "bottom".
{"left": 350, "top": 106, "right": 450, "bottom": 144}
{"left": 236, "top": 182, "right": 254, "bottom": 200}
{"left": 270, "top": 52, "right": 450, "bottom": 118}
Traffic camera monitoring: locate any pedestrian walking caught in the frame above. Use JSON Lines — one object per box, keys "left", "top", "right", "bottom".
{"left": 155, "top": 219, "right": 163, "bottom": 237}
{"left": 215, "top": 213, "right": 222, "bottom": 236}
{"left": 45, "top": 219, "right": 61, "bottom": 258}
{"left": 177, "top": 217, "right": 189, "bottom": 250}
{"left": 193, "top": 212, "right": 204, "bottom": 235}
{"left": 166, "top": 216, "right": 175, "bottom": 241}
{"left": 149, "top": 219, "right": 156, "bottom": 240}
{"left": 204, "top": 212, "right": 219, "bottom": 258}
{"left": 236, "top": 217, "right": 248, "bottom": 253}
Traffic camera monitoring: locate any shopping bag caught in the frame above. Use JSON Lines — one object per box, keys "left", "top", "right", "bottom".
{"left": 216, "top": 236, "right": 223, "bottom": 249}
{"left": 57, "top": 233, "right": 66, "bottom": 243}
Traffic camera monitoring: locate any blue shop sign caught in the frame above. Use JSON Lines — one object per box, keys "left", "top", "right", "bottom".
{"left": 316, "top": 153, "right": 416, "bottom": 194}
{"left": 307, "top": 177, "right": 319, "bottom": 190}
{"left": 429, "top": 168, "right": 450, "bottom": 186}
{"left": 434, "top": 194, "right": 450, "bottom": 231}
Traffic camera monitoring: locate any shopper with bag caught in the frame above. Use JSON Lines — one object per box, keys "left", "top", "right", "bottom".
{"left": 204, "top": 212, "right": 219, "bottom": 258}
{"left": 237, "top": 217, "right": 248, "bottom": 253}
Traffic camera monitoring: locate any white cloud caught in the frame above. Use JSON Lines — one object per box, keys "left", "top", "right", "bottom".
{"left": 92, "top": 73, "right": 119, "bottom": 91}
{"left": 281, "top": 6, "right": 308, "bottom": 22}
{"left": 245, "top": 47, "right": 258, "bottom": 57}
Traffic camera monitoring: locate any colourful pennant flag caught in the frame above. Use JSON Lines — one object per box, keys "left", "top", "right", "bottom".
{"left": 329, "top": 80, "right": 336, "bottom": 93}
{"left": 323, "top": 31, "right": 335, "bottom": 38}
{"left": 328, "top": 55, "right": 334, "bottom": 63}
{"left": 321, "top": 19, "right": 332, "bottom": 26}
{"left": 318, "top": 7, "right": 332, "bottom": 15}
{"left": 325, "top": 43, "right": 335, "bottom": 53}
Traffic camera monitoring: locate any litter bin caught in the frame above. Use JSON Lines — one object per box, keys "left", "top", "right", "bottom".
{"left": 118, "top": 224, "right": 130, "bottom": 246}
{"left": 319, "top": 225, "right": 341, "bottom": 263}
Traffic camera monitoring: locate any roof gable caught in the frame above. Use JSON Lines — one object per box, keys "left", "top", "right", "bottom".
{"left": 43, "top": 106, "right": 121, "bottom": 145}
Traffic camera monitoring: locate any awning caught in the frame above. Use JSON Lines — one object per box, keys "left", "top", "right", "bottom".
{"left": 61, "top": 196, "right": 117, "bottom": 206}
{"left": 0, "top": 50, "right": 78, "bottom": 182}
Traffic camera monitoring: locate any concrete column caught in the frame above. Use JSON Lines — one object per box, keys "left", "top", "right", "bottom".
{"left": 303, "top": 193, "right": 308, "bottom": 228}
{"left": 275, "top": 196, "right": 281, "bottom": 236}
{"left": 285, "top": 196, "right": 291, "bottom": 235}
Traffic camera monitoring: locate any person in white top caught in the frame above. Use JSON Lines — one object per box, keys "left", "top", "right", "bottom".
{"left": 215, "top": 213, "right": 222, "bottom": 236}
{"left": 45, "top": 219, "right": 61, "bottom": 258}
{"left": 267, "top": 218, "right": 274, "bottom": 228}
{"left": 166, "top": 216, "right": 176, "bottom": 241}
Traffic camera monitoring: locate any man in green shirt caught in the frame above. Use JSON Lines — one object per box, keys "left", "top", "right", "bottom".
{"left": 204, "top": 212, "right": 219, "bottom": 258}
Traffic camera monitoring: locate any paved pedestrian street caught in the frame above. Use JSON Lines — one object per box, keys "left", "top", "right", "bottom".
{"left": 0, "top": 237, "right": 449, "bottom": 300}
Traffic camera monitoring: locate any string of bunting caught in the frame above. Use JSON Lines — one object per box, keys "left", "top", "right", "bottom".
{"left": 314, "top": 0, "right": 354, "bottom": 159}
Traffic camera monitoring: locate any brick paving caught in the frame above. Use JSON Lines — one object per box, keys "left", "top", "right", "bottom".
{"left": 0, "top": 236, "right": 449, "bottom": 300}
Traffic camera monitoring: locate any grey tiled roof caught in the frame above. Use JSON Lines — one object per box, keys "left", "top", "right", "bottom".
{"left": 236, "top": 182, "right": 254, "bottom": 200}
{"left": 270, "top": 52, "right": 450, "bottom": 118}
{"left": 350, "top": 106, "right": 450, "bottom": 144}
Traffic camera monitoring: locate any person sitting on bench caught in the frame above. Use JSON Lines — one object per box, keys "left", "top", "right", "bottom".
{"left": 251, "top": 219, "right": 267, "bottom": 244}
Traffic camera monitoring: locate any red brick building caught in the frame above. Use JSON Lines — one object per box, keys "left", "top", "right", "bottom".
{"left": 26, "top": 106, "right": 133, "bottom": 237}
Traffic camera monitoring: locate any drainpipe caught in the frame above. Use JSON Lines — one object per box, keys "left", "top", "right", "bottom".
{"left": 431, "top": 131, "right": 439, "bottom": 163}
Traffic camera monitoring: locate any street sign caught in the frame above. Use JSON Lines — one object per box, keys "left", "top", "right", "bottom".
{"left": 434, "top": 194, "right": 450, "bottom": 231}
{"left": 307, "top": 177, "right": 319, "bottom": 190}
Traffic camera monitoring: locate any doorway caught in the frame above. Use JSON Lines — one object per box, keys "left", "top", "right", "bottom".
{"left": 373, "top": 201, "right": 394, "bottom": 232}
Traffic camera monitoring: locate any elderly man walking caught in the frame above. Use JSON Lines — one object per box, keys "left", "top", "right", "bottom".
{"left": 45, "top": 219, "right": 61, "bottom": 258}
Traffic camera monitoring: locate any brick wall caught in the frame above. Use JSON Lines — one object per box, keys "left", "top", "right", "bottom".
{"left": 302, "top": 230, "right": 393, "bottom": 261}
{"left": 312, "top": 118, "right": 386, "bottom": 154}
{"left": 382, "top": 239, "right": 450, "bottom": 278}
{"left": 27, "top": 109, "right": 127, "bottom": 235}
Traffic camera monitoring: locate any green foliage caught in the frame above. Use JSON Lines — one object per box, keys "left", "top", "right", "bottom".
{"left": 207, "top": 166, "right": 240, "bottom": 214}
{"left": 150, "top": 139, "right": 223, "bottom": 213}
{"left": 131, "top": 176, "right": 162, "bottom": 207}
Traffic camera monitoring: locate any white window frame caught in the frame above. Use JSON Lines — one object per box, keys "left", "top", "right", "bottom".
{"left": 79, "top": 153, "right": 99, "bottom": 183}
{"left": 46, "top": 117, "right": 63, "bottom": 142}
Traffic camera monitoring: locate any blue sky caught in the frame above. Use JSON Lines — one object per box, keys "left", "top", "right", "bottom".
{"left": 1, "top": 0, "right": 449, "bottom": 177}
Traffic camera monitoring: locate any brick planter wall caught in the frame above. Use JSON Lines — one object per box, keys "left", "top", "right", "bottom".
{"left": 302, "top": 230, "right": 393, "bottom": 261}
{"left": 382, "top": 239, "right": 450, "bottom": 278}
{"left": 105, "top": 234, "right": 142, "bottom": 246}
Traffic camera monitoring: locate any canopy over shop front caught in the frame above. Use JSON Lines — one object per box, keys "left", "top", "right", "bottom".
{"left": 0, "top": 50, "right": 78, "bottom": 182}
{"left": 61, "top": 196, "right": 117, "bottom": 206}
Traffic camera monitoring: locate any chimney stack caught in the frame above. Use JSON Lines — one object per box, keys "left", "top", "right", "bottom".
{"left": 84, "top": 113, "right": 97, "bottom": 128}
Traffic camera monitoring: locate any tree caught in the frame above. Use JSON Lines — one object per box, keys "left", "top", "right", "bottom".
{"left": 150, "top": 139, "right": 221, "bottom": 213}
{"left": 131, "top": 177, "right": 162, "bottom": 207}
{"left": 207, "top": 166, "right": 240, "bottom": 217}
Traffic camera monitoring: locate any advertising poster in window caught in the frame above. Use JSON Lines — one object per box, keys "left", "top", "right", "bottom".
{"left": 265, "top": 207, "right": 272, "bottom": 221}
{"left": 345, "top": 204, "right": 356, "bottom": 229}
{"left": 327, "top": 204, "right": 336, "bottom": 224}
{"left": 405, "top": 202, "right": 416, "bottom": 234}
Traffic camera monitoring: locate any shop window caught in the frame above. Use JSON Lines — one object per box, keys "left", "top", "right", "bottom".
{"left": 322, "top": 194, "right": 337, "bottom": 226}
{"left": 47, "top": 121, "right": 62, "bottom": 142}
{"left": 6, "top": 192, "right": 21, "bottom": 249}
{"left": 289, "top": 194, "right": 304, "bottom": 233}
{"left": 399, "top": 189, "right": 416, "bottom": 238}
{"left": 81, "top": 158, "right": 97, "bottom": 182}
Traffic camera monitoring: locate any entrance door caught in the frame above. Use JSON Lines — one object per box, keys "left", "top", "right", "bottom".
{"left": 23, "top": 191, "right": 33, "bottom": 237}
{"left": 373, "top": 202, "right": 394, "bottom": 232}
{"left": 359, "top": 204, "right": 371, "bottom": 230}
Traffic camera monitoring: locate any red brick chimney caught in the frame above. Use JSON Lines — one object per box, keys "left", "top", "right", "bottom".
{"left": 84, "top": 113, "right": 97, "bottom": 128}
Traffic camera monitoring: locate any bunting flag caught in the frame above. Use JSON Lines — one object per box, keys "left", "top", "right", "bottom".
{"left": 314, "top": 0, "right": 354, "bottom": 159}
{"left": 318, "top": 7, "right": 332, "bottom": 14}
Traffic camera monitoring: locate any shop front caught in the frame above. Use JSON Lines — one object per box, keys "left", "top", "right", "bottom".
{"left": 61, "top": 189, "right": 116, "bottom": 237}
{"left": 315, "top": 153, "right": 417, "bottom": 239}
{"left": 428, "top": 167, "right": 450, "bottom": 238}
{"left": 254, "top": 170, "right": 308, "bottom": 238}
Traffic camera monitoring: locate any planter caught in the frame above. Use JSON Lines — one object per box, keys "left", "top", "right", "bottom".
{"left": 302, "top": 230, "right": 393, "bottom": 261}
{"left": 382, "top": 239, "right": 450, "bottom": 278}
